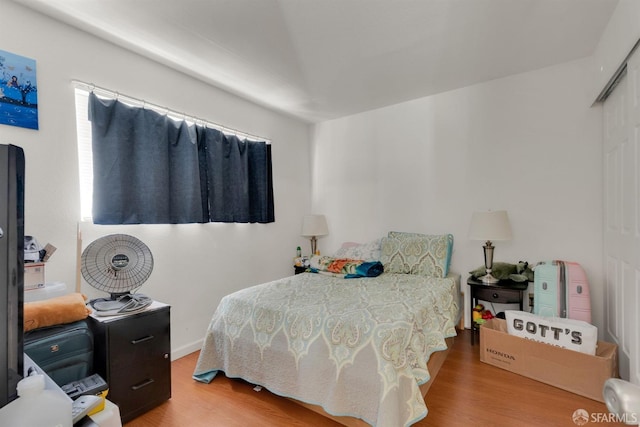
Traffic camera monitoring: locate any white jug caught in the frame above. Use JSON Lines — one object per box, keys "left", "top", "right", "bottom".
{"left": 0, "top": 374, "right": 72, "bottom": 427}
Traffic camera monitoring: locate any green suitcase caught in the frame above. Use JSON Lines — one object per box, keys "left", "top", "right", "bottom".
{"left": 24, "top": 320, "right": 94, "bottom": 386}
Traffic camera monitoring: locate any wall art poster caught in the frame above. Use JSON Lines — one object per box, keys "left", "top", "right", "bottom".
{"left": 0, "top": 49, "right": 38, "bottom": 130}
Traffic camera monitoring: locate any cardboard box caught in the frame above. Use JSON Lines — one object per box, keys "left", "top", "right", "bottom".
{"left": 24, "top": 262, "right": 45, "bottom": 290}
{"left": 480, "top": 318, "right": 618, "bottom": 402}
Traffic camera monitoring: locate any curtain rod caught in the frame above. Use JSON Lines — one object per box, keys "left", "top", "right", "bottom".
{"left": 71, "top": 80, "right": 270, "bottom": 143}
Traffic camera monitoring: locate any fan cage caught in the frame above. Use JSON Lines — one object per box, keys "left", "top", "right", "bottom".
{"left": 81, "top": 234, "right": 153, "bottom": 298}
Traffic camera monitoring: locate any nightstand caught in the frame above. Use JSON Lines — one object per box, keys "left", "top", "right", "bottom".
{"left": 467, "top": 276, "right": 527, "bottom": 345}
{"left": 87, "top": 301, "right": 171, "bottom": 423}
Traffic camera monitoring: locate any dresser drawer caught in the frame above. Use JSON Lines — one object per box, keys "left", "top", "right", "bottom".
{"left": 474, "top": 286, "right": 522, "bottom": 304}
{"left": 109, "top": 310, "right": 170, "bottom": 368}
{"left": 109, "top": 361, "right": 171, "bottom": 420}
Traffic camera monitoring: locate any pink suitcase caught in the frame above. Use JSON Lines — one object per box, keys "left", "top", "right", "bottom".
{"left": 564, "top": 261, "right": 591, "bottom": 323}
{"left": 533, "top": 260, "right": 592, "bottom": 323}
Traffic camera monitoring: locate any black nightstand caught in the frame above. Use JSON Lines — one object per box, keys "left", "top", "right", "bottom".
{"left": 467, "top": 276, "right": 528, "bottom": 345}
{"left": 87, "top": 302, "right": 171, "bottom": 423}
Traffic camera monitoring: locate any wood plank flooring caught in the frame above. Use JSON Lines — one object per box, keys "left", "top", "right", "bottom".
{"left": 124, "top": 329, "right": 623, "bottom": 427}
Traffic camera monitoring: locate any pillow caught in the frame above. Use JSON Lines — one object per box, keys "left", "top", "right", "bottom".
{"left": 332, "top": 238, "right": 382, "bottom": 262}
{"left": 338, "top": 242, "right": 360, "bottom": 249}
{"left": 387, "top": 231, "right": 454, "bottom": 274}
{"left": 381, "top": 232, "right": 453, "bottom": 277}
{"left": 24, "top": 292, "right": 91, "bottom": 332}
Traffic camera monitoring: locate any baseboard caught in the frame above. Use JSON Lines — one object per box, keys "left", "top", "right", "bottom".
{"left": 171, "top": 338, "right": 203, "bottom": 361}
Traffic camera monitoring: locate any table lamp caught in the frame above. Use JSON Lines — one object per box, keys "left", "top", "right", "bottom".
{"left": 301, "top": 214, "right": 329, "bottom": 255}
{"left": 468, "top": 210, "right": 512, "bottom": 283}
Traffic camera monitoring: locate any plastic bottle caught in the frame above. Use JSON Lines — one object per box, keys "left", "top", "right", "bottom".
{"left": 296, "top": 246, "right": 301, "bottom": 257}
{"left": 0, "top": 374, "right": 72, "bottom": 427}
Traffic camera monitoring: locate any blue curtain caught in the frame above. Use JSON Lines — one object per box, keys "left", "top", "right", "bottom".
{"left": 88, "top": 93, "right": 274, "bottom": 224}
{"left": 198, "top": 128, "right": 274, "bottom": 223}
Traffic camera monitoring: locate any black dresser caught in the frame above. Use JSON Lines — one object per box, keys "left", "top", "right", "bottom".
{"left": 87, "top": 302, "right": 171, "bottom": 423}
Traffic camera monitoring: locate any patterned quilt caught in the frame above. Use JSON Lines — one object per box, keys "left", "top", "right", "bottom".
{"left": 193, "top": 272, "right": 460, "bottom": 427}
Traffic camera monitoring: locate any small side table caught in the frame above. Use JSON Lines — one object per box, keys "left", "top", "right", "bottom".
{"left": 88, "top": 301, "right": 171, "bottom": 423}
{"left": 467, "top": 276, "right": 528, "bottom": 345}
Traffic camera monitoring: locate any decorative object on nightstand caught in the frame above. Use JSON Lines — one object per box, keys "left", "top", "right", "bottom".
{"left": 293, "top": 255, "right": 310, "bottom": 274}
{"left": 301, "top": 214, "right": 329, "bottom": 255}
{"left": 467, "top": 276, "right": 526, "bottom": 345}
{"left": 468, "top": 210, "right": 512, "bottom": 284}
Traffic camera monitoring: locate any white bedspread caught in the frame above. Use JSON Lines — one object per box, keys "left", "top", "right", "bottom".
{"left": 193, "top": 272, "right": 460, "bottom": 427}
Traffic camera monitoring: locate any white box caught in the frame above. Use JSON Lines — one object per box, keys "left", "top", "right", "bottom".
{"left": 505, "top": 310, "right": 598, "bottom": 355}
{"left": 24, "top": 262, "right": 45, "bottom": 290}
{"left": 89, "top": 399, "right": 122, "bottom": 427}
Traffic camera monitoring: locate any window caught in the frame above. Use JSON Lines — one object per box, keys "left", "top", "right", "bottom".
{"left": 75, "top": 88, "right": 93, "bottom": 222}
{"left": 74, "top": 86, "right": 274, "bottom": 224}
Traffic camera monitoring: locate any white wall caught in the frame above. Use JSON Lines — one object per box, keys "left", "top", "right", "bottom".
{"left": 589, "top": 0, "right": 640, "bottom": 102}
{"left": 2, "top": 2, "right": 312, "bottom": 359}
{"left": 312, "top": 58, "right": 605, "bottom": 334}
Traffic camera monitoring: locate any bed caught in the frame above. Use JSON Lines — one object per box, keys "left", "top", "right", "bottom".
{"left": 193, "top": 232, "right": 460, "bottom": 427}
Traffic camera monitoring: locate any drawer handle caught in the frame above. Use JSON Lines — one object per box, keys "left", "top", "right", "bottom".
{"left": 131, "top": 378, "right": 155, "bottom": 391}
{"left": 131, "top": 335, "right": 155, "bottom": 345}
{"left": 492, "top": 293, "right": 499, "bottom": 299}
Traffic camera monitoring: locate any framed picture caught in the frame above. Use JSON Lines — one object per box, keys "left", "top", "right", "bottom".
{"left": 0, "top": 49, "right": 38, "bottom": 130}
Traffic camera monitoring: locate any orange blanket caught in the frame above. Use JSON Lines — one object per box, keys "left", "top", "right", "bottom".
{"left": 24, "top": 293, "right": 91, "bottom": 332}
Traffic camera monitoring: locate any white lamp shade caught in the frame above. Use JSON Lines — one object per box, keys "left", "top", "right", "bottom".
{"left": 301, "top": 214, "right": 329, "bottom": 237}
{"left": 468, "top": 210, "right": 512, "bottom": 241}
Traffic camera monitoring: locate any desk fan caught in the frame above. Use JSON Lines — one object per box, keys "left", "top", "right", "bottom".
{"left": 81, "top": 234, "right": 153, "bottom": 316}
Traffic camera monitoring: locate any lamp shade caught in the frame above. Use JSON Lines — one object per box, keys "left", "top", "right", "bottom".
{"left": 301, "top": 214, "right": 329, "bottom": 237}
{"left": 468, "top": 210, "right": 512, "bottom": 241}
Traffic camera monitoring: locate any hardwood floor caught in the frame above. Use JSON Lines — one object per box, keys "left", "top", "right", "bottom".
{"left": 124, "top": 329, "right": 623, "bottom": 427}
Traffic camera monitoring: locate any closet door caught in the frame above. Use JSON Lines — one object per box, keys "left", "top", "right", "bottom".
{"left": 603, "top": 46, "right": 640, "bottom": 384}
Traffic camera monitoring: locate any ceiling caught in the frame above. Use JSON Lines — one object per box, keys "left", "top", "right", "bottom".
{"left": 14, "top": 0, "right": 618, "bottom": 123}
